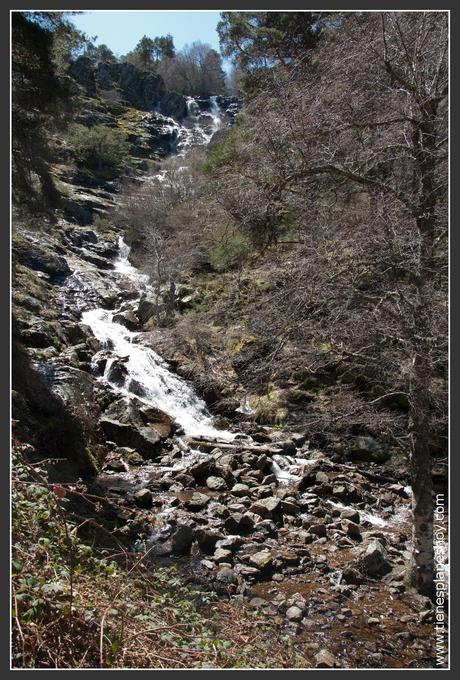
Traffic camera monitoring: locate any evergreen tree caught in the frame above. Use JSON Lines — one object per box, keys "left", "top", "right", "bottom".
{"left": 12, "top": 11, "right": 73, "bottom": 207}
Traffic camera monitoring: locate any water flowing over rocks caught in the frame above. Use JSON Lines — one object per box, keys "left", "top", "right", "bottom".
{"left": 12, "top": 92, "right": 438, "bottom": 668}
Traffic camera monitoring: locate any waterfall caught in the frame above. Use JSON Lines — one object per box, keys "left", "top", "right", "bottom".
{"left": 209, "top": 95, "right": 222, "bottom": 133}
{"left": 82, "top": 239, "right": 235, "bottom": 441}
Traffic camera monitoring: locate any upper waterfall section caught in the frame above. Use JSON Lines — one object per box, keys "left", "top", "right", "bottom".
{"left": 69, "top": 56, "right": 240, "bottom": 123}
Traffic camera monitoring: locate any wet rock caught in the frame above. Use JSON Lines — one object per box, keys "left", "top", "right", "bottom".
{"left": 106, "top": 359, "right": 129, "bottom": 386}
{"left": 206, "top": 476, "right": 228, "bottom": 491}
{"left": 186, "top": 492, "right": 210, "bottom": 510}
{"left": 113, "top": 311, "right": 140, "bottom": 331}
{"left": 99, "top": 417, "right": 162, "bottom": 459}
{"left": 133, "top": 489, "right": 153, "bottom": 508}
{"left": 171, "top": 524, "right": 194, "bottom": 554}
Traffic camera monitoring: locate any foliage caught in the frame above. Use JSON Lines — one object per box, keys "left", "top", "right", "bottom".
{"left": 123, "top": 34, "right": 175, "bottom": 71}
{"left": 69, "top": 124, "right": 130, "bottom": 178}
{"left": 218, "top": 11, "right": 325, "bottom": 73}
{"left": 12, "top": 11, "right": 73, "bottom": 207}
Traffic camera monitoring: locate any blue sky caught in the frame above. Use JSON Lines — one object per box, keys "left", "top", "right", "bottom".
{"left": 71, "top": 11, "right": 232, "bottom": 71}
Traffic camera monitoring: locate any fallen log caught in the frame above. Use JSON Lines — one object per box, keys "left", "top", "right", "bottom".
{"left": 184, "top": 437, "right": 283, "bottom": 456}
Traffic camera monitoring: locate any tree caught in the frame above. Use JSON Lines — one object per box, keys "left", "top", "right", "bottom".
{"left": 12, "top": 11, "right": 73, "bottom": 207}
{"left": 211, "top": 11, "right": 448, "bottom": 595}
{"left": 158, "top": 42, "right": 226, "bottom": 96}
{"left": 218, "top": 11, "right": 325, "bottom": 71}
{"left": 70, "top": 124, "right": 130, "bottom": 178}
{"left": 124, "top": 34, "right": 175, "bottom": 71}
{"left": 124, "top": 35, "right": 155, "bottom": 70}
{"left": 85, "top": 43, "right": 117, "bottom": 65}
{"left": 152, "top": 34, "right": 175, "bottom": 61}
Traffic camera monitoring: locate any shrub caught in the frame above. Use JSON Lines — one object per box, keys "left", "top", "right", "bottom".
{"left": 70, "top": 124, "right": 130, "bottom": 178}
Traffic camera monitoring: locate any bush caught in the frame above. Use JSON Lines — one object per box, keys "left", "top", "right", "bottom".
{"left": 70, "top": 124, "right": 130, "bottom": 178}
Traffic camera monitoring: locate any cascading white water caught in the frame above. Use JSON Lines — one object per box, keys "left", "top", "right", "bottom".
{"left": 177, "top": 96, "right": 224, "bottom": 154}
{"left": 209, "top": 95, "right": 222, "bottom": 133}
{"left": 82, "top": 238, "right": 235, "bottom": 441}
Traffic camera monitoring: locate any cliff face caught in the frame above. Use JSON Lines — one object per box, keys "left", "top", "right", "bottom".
{"left": 69, "top": 56, "right": 188, "bottom": 119}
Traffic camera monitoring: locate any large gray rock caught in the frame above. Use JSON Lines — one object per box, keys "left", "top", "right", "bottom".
{"left": 249, "top": 550, "right": 273, "bottom": 570}
{"left": 134, "top": 489, "right": 153, "bottom": 508}
{"left": 358, "top": 540, "right": 392, "bottom": 577}
{"left": 103, "top": 396, "right": 173, "bottom": 438}
{"left": 13, "top": 238, "right": 71, "bottom": 277}
{"left": 348, "top": 436, "right": 390, "bottom": 463}
{"left": 170, "top": 525, "right": 194, "bottom": 554}
{"left": 99, "top": 417, "right": 162, "bottom": 459}
{"left": 249, "top": 497, "right": 282, "bottom": 521}
{"left": 160, "top": 91, "right": 187, "bottom": 119}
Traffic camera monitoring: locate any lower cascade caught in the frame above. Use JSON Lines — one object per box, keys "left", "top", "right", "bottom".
{"left": 82, "top": 240, "right": 234, "bottom": 441}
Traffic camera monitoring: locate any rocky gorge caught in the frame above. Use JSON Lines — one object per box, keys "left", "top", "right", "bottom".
{"left": 12, "top": 61, "right": 444, "bottom": 669}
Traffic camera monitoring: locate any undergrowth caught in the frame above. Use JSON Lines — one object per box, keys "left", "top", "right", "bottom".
{"left": 11, "top": 443, "right": 309, "bottom": 669}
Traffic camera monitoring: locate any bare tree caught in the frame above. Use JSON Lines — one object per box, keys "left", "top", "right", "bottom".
{"left": 211, "top": 11, "right": 448, "bottom": 595}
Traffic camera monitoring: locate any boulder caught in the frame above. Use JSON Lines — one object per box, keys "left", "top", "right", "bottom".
{"left": 13, "top": 237, "right": 71, "bottom": 277}
{"left": 358, "top": 540, "right": 392, "bottom": 577}
{"left": 185, "top": 492, "right": 210, "bottom": 510}
{"left": 348, "top": 436, "right": 390, "bottom": 463}
{"left": 136, "top": 295, "right": 157, "bottom": 325}
{"left": 249, "top": 497, "right": 282, "bottom": 521}
{"left": 195, "top": 528, "right": 224, "bottom": 553}
{"left": 106, "top": 359, "right": 129, "bottom": 386}
{"left": 286, "top": 606, "right": 303, "bottom": 622}
{"left": 99, "top": 418, "right": 162, "bottom": 459}
{"left": 206, "top": 476, "right": 228, "bottom": 491}
{"left": 171, "top": 525, "right": 194, "bottom": 554}
{"left": 224, "top": 513, "right": 255, "bottom": 534}
{"left": 231, "top": 483, "right": 251, "bottom": 497}
{"left": 133, "top": 489, "right": 153, "bottom": 509}
{"left": 103, "top": 396, "right": 173, "bottom": 438}
{"left": 160, "top": 91, "right": 188, "bottom": 119}
{"left": 113, "top": 311, "right": 140, "bottom": 331}
{"left": 249, "top": 550, "right": 273, "bottom": 570}
{"left": 213, "top": 548, "right": 233, "bottom": 564}
{"left": 215, "top": 567, "right": 237, "bottom": 585}
{"left": 315, "top": 650, "right": 338, "bottom": 668}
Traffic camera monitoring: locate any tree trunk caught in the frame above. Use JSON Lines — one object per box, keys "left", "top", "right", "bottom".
{"left": 409, "top": 350, "right": 435, "bottom": 597}
{"left": 408, "top": 109, "right": 439, "bottom": 597}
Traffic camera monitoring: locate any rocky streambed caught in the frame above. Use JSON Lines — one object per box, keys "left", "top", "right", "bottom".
{"left": 11, "top": 97, "right": 443, "bottom": 668}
